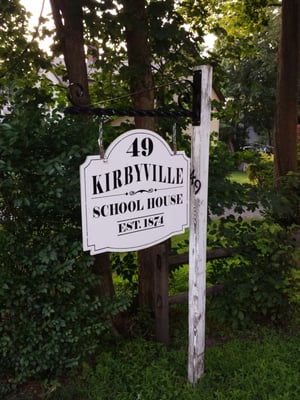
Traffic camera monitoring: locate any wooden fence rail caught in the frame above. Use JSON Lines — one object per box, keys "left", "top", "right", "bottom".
{"left": 154, "top": 247, "right": 235, "bottom": 345}
{"left": 168, "top": 247, "right": 236, "bottom": 268}
{"left": 167, "top": 248, "right": 234, "bottom": 305}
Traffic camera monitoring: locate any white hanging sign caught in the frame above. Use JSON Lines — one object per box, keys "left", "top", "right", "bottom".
{"left": 80, "top": 129, "right": 190, "bottom": 255}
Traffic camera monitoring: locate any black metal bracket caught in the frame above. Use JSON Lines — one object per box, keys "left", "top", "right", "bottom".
{"left": 192, "top": 69, "right": 202, "bottom": 126}
{"left": 64, "top": 105, "right": 192, "bottom": 118}
{"left": 64, "top": 69, "right": 201, "bottom": 123}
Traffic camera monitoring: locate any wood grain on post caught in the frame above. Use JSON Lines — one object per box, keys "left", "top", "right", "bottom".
{"left": 188, "top": 65, "right": 212, "bottom": 384}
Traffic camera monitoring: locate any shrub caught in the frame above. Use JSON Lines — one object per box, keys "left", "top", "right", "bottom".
{"left": 208, "top": 142, "right": 259, "bottom": 217}
{"left": 264, "top": 172, "right": 300, "bottom": 226}
{"left": 246, "top": 151, "right": 274, "bottom": 188}
{"left": 207, "top": 218, "right": 300, "bottom": 328}
{"left": 0, "top": 101, "right": 129, "bottom": 385}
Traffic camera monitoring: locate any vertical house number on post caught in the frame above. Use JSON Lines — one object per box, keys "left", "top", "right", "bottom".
{"left": 190, "top": 169, "right": 201, "bottom": 194}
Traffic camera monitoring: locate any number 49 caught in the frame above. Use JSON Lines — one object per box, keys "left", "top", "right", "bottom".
{"left": 127, "top": 137, "right": 154, "bottom": 157}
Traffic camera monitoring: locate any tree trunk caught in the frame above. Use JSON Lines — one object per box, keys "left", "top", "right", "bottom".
{"left": 50, "top": 0, "right": 114, "bottom": 300}
{"left": 49, "top": 0, "right": 90, "bottom": 106}
{"left": 273, "top": 0, "right": 300, "bottom": 180}
{"left": 123, "top": 0, "right": 168, "bottom": 311}
{"left": 91, "top": 252, "right": 115, "bottom": 298}
{"left": 123, "top": 0, "right": 155, "bottom": 130}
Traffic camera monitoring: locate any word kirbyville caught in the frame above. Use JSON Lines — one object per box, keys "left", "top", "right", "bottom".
{"left": 92, "top": 163, "right": 185, "bottom": 195}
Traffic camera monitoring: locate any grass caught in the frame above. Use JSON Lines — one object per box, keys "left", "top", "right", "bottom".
{"left": 49, "top": 329, "right": 300, "bottom": 400}
{"left": 229, "top": 171, "right": 251, "bottom": 184}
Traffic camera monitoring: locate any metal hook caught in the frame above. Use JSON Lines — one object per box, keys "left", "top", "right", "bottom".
{"left": 98, "top": 119, "right": 105, "bottom": 159}
{"left": 172, "top": 123, "right": 177, "bottom": 154}
{"left": 178, "top": 79, "right": 193, "bottom": 112}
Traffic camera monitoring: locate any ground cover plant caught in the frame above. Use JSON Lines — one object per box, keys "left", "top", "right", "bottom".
{"left": 46, "top": 328, "right": 300, "bottom": 400}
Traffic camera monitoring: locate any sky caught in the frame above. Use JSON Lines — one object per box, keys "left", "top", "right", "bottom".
{"left": 20, "top": 0, "right": 53, "bottom": 52}
{"left": 19, "top": 0, "right": 215, "bottom": 52}
{"left": 20, "top": 0, "right": 51, "bottom": 22}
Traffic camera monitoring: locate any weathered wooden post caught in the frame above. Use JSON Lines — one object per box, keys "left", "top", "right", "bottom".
{"left": 188, "top": 65, "right": 212, "bottom": 384}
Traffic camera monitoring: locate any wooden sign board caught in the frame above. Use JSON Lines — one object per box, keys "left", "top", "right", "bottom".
{"left": 80, "top": 129, "right": 189, "bottom": 254}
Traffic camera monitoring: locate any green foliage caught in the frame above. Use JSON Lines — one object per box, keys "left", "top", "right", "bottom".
{"left": 228, "top": 171, "right": 250, "bottom": 184}
{"left": 60, "top": 338, "right": 188, "bottom": 400}
{"left": 81, "top": 0, "right": 204, "bottom": 115}
{"left": 246, "top": 151, "right": 274, "bottom": 188}
{"left": 264, "top": 172, "right": 300, "bottom": 226}
{"left": 261, "top": 145, "right": 300, "bottom": 226}
{"left": 111, "top": 252, "right": 139, "bottom": 301}
{"left": 207, "top": 218, "right": 299, "bottom": 328}
{"left": 49, "top": 331, "right": 300, "bottom": 400}
{"left": 208, "top": 140, "right": 259, "bottom": 216}
{"left": 0, "top": 98, "right": 129, "bottom": 385}
{"left": 212, "top": 8, "right": 279, "bottom": 149}
{"left": 1, "top": 232, "right": 109, "bottom": 382}
{"left": 200, "top": 331, "right": 300, "bottom": 400}
{"left": 235, "top": 148, "right": 262, "bottom": 166}
{"left": 169, "top": 264, "right": 189, "bottom": 295}
{"left": 0, "top": 0, "right": 53, "bottom": 110}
